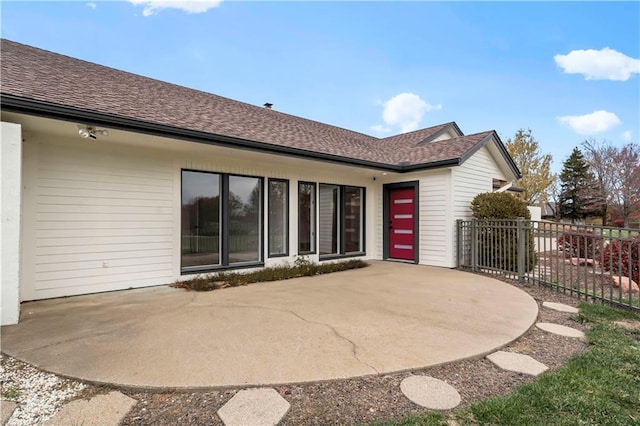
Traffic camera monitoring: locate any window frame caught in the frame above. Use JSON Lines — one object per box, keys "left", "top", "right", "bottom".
{"left": 181, "top": 169, "right": 264, "bottom": 274}
{"left": 318, "top": 183, "right": 366, "bottom": 261}
{"left": 298, "top": 181, "right": 317, "bottom": 255}
{"left": 267, "top": 178, "right": 290, "bottom": 258}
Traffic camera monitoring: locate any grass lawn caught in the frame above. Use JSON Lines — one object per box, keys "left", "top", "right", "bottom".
{"left": 389, "top": 303, "right": 640, "bottom": 426}
{"left": 601, "top": 228, "right": 640, "bottom": 239}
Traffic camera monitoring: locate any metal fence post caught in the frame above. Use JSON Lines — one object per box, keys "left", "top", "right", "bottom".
{"left": 517, "top": 217, "right": 525, "bottom": 283}
{"left": 471, "top": 218, "right": 478, "bottom": 272}
{"left": 456, "top": 219, "right": 463, "bottom": 267}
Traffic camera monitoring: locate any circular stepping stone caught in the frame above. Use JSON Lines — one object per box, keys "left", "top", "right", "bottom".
{"left": 217, "top": 388, "right": 290, "bottom": 426}
{"left": 487, "top": 351, "right": 548, "bottom": 376}
{"left": 400, "top": 376, "right": 461, "bottom": 410}
{"left": 542, "top": 302, "right": 579, "bottom": 314}
{"left": 536, "top": 322, "right": 585, "bottom": 339}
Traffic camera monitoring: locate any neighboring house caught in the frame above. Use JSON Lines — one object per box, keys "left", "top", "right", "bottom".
{"left": 539, "top": 202, "right": 558, "bottom": 219}
{"left": 0, "top": 40, "right": 520, "bottom": 324}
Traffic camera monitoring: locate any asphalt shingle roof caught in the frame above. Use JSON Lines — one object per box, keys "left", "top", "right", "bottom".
{"left": 1, "top": 39, "right": 503, "bottom": 170}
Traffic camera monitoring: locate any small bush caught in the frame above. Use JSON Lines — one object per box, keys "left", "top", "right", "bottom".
{"left": 557, "top": 229, "right": 603, "bottom": 259}
{"left": 470, "top": 192, "right": 535, "bottom": 272}
{"left": 612, "top": 218, "right": 625, "bottom": 228}
{"left": 602, "top": 236, "right": 639, "bottom": 283}
{"left": 470, "top": 192, "right": 531, "bottom": 220}
{"left": 173, "top": 259, "right": 369, "bottom": 291}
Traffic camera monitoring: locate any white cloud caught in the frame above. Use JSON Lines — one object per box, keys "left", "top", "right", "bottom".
{"left": 374, "top": 92, "right": 441, "bottom": 134}
{"left": 86, "top": 2, "right": 97, "bottom": 9}
{"left": 554, "top": 47, "right": 640, "bottom": 81}
{"left": 557, "top": 110, "right": 621, "bottom": 135}
{"left": 622, "top": 130, "right": 632, "bottom": 142}
{"left": 370, "top": 124, "right": 392, "bottom": 134}
{"left": 129, "top": 1, "right": 222, "bottom": 17}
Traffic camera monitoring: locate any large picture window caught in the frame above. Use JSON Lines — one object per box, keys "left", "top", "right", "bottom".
{"left": 181, "top": 170, "right": 262, "bottom": 272}
{"left": 298, "top": 182, "right": 316, "bottom": 254}
{"left": 181, "top": 171, "right": 221, "bottom": 268}
{"left": 319, "top": 184, "right": 340, "bottom": 256}
{"left": 268, "top": 179, "right": 289, "bottom": 257}
{"left": 229, "top": 176, "right": 262, "bottom": 264}
{"left": 344, "top": 186, "right": 364, "bottom": 253}
{"left": 318, "top": 184, "right": 365, "bottom": 258}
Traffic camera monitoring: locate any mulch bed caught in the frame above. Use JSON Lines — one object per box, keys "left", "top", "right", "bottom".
{"left": 116, "top": 280, "right": 589, "bottom": 425}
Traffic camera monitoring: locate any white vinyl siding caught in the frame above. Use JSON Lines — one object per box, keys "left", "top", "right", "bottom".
{"left": 451, "top": 146, "right": 507, "bottom": 266}
{"left": 19, "top": 131, "right": 376, "bottom": 300}
{"left": 21, "top": 138, "right": 174, "bottom": 301}
{"left": 452, "top": 146, "right": 506, "bottom": 220}
{"left": 418, "top": 170, "right": 452, "bottom": 267}
{"left": 377, "top": 169, "right": 453, "bottom": 267}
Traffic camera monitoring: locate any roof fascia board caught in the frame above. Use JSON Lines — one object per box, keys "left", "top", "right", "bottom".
{"left": 458, "top": 131, "right": 521, "bottom": 179}
{"left": 451, "top": 122, "right": 464, "bottom": 136}
{"left": 491, "top": 131, "right": 522, "bottom": 179}
{"left": 1, "top": 95, "right": 469, "bottom": 174}
{"left": 1, "top": 95, "right": 403, "bottom": 172}
{"left": 417, "top": 122, "right": 464, "bottom": 145}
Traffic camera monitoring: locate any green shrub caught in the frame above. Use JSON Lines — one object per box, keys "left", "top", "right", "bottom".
{"left": 470, "top": 192, "right": 536, "bottom": 272}
{"left": 470, "top": 192, "right": 531, "bottom": 220}
{"left": 173, "top": 259, "right": 369, "bottom": 291}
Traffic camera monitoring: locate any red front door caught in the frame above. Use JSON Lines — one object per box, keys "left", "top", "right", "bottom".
{"left": 389, "top": 187, "right": 415, "bottom": 260}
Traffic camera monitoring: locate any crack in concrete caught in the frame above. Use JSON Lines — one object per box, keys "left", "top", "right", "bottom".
{"left": 227, "top": 303, "right": 380, "bottom": 374}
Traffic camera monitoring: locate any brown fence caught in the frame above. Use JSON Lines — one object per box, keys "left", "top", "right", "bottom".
{"left": 457, "top": 219, "right": 640, "bottom": 312}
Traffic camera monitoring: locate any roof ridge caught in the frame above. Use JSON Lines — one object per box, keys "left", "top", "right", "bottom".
{"left": 379, "top": 121, "right": 456, "bottom": 142}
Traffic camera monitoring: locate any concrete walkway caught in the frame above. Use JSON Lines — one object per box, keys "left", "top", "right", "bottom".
{"left": 1, "top": 261, "right": 537, "bottom": 389}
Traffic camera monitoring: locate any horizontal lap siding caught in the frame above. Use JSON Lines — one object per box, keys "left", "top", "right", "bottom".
{"left": 22, "top": 139, "right": 174, "bottom": 300}
{"left": 452, "top": 147, "right": 506, "bottom": 265}
{"left": 453, "top": 147, "right": 505, "bottom": 220}
{"left": 419, "top": 171, "right": 451, "bottom": 267}
{"left": 378, "top": 170, "right": 452, "bottom": 267}
{"left": 21, "top": 134, "right": 379, "bottom": 300}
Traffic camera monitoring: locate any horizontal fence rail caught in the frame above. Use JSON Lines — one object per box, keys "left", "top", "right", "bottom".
{"left": 457, "top": 219, "right": 640, "bottom": 312}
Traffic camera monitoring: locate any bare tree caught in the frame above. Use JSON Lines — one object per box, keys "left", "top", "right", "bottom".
{"left": 581, "top": 139, "right": 617, "bottom": 225}
{"left": 546, "top": 175, "right": 561, "bottom": 219}
{"left": 611, "top": 143, "right": 640, "bottom": 227}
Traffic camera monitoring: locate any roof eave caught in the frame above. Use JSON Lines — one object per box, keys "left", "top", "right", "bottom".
{"left": 1, "top": 95, "right": 405, "bottom": 172}
{"left": 458, "top": 131, "right": 522, "bottom": 179}
{"left": 0, "top": 95, "right": 475, "bottom": 174}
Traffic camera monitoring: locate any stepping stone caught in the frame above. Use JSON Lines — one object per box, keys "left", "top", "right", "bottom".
{"left": 487, "top": 351, "right": 548, "bottom": 376}
{"left": 400, "top": 376, "right": 461, "bottom": 410}
{"left": 217, "top": 388, "right": 290, "bottom": 426}
{"left": 44, "top": 391, "right": 137, "bottom": 426}
{"left": 542, "top": 302, "right": 579, "bottom": 314}
{"left": 536, "top": 322, "right": 585, "bottom": 339}
{"left": 614, "top": 320, "right": 640, "bottom": 331}
{"left": 1, "top": 400, "right": 18, "bottom": 425}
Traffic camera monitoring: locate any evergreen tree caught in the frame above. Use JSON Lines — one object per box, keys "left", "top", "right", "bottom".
{"left": 558, "top": 147, "right": 592, "bottom": 223}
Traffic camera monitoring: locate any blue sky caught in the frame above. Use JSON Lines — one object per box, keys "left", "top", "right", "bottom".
{"left": 2, "top": 1, "right": 639, "bottom": 173}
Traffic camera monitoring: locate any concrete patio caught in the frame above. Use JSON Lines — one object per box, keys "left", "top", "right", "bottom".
{"left": 1, "top": 261, "right": 538, "bottom": 389}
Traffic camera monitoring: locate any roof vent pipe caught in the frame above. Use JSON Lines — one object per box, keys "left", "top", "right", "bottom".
{"left": 263, "top": 102, "right": 273, "bottom": 109}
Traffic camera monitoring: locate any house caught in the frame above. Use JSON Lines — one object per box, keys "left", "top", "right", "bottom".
{"left": 0, "top": 40, "right": 520, "bottom": 325}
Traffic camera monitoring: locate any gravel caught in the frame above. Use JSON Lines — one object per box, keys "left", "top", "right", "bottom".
{"left": 1, "top": 279, "right": 592, "bottom": 425}
{"left": 0, "top": 356, "right": 86, "bottom": 425}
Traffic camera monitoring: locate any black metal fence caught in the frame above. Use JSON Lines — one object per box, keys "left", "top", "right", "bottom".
{"left": 457, "top": 219, "right": 640, "bottom": 311}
